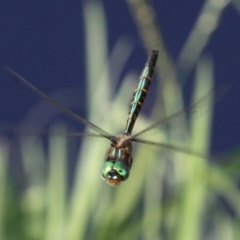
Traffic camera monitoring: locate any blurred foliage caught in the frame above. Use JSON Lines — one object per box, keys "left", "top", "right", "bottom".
{"left": 1, "top": 0, "right": 240, "bottom": 240}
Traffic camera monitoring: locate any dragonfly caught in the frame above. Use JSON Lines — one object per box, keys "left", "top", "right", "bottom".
{"left": 5, "top": 50, "right": 229, "bottom": 186}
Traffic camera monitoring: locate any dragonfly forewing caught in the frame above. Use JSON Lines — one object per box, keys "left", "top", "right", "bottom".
{"left": 130, "top": 82, "right": 231, "bottom": 140}
{"left": 4, "top": 66, "right": 117, "bottom": 143}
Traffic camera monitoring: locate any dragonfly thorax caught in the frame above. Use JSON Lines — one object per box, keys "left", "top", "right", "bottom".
{"left": 100, "top": 135, "right": 133, "bottom": 187}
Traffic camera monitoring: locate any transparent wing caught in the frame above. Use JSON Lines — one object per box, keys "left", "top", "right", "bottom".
{"left": 4, "top": 67, "right": 117, "bottom": 143}
{"left": 130, "top": 83, "right": 231, "bottom": 140}
{"left": 132, "top": 138, "right": 208, "bottom": 159}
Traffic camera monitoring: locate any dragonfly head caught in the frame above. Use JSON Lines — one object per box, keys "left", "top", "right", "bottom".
{"left": 100, "top": 161, "right": 129, "bottom": 187}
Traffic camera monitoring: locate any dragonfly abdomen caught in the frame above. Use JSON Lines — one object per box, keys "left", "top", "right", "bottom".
{"left": 124, "top": 50, "right": 158, "bottom": 134}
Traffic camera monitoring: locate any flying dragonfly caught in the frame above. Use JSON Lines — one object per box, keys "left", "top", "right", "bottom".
{"left": 5, "top": 51, "right": 229, "bottom": 186}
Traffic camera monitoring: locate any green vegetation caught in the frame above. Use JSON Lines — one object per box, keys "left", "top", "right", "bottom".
{"left": 1, "top": 1, "right": 240, "bottom": 239}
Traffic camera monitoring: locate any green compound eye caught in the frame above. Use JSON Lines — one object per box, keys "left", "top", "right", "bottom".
{"left": 100, "top": 162, "right": 114, "bottom": 180}
{"left": 113, "top": 161, "right": 129, "bottom": 181}
{"left": 100, "top": 161, "right": 129, "bottom": 181}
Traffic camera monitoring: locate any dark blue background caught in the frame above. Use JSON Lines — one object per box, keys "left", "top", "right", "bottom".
{"left": 1, "top": 0, "right": 240, "bottom": 156}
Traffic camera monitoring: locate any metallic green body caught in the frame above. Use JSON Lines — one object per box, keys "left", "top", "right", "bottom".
{"left": 124, "top": 51, "right": 158, "bottom": 135}
{"left": 102, "top": 51, "right": 158, "bottom": 186}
